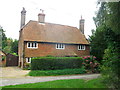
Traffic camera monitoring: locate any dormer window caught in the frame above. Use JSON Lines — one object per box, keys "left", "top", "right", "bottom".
{"left": 56, "top": 44, "right": 65, "bottom": 49}
{"left": 78, "top": 45, "right": 85, "bottom": 50}
{"left": 27, "top": 42, "right": 38, "bottom": 49}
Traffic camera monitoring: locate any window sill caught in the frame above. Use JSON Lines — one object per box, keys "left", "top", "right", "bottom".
{"left": 78, "top": 49, "right": 85, "bottom": 50}
{"left": 27, "top": 47, "right": 38, "bottom": 49}
{"left": 56, "top": 48, "right": 65, "bottom": 50}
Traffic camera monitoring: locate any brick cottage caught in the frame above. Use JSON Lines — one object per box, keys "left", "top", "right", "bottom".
{"left": 18, "top": 8, "right": 90, "bottom": 68}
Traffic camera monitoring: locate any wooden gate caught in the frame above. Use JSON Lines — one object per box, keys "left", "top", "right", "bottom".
{"left": 6, "top": 53, "right": 18, "bottom": 66}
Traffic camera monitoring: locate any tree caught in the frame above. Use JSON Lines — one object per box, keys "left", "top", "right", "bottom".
{"left": 11, "top": 39, "right": 18, "bottom": 54}
{"left": 0, "top": 26, "right": 18, "bottom": 55}
{"left": 89, "top": 2, "right": 109, "bottom": 61}
{"left": 89, "top": 25, "right": 107, "bottom": 62}
{"left": 0, "top": 26, "right": 7, "bottom": 49}
{"left": 90, "top": 1, "right": 120, "bottom": 89}
{"left": 3, "top": 38, "right": 13, "bottom": 53}
{"left": 101, "top": 2, "right": 120, "bottom": 89}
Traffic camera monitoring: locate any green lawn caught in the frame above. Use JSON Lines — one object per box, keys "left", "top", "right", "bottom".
{"left": 28, "top": 68, "right": 86, "bottom": 76}
{"left": 3, "top": 78, "right": 107, "bottom": 88}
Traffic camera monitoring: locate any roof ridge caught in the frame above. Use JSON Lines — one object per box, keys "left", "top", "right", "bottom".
{"left": 45, "top": 22, "right": 78, "bottom": 28}
{"left": 29, "top": 20, "right": 78, "bottom": 29}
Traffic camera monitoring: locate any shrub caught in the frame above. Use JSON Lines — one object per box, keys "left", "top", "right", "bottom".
{"left": 46, "top": 55, "right": 54, "bottom": 57}
{"left": 82, "top": 56, "right": 100, "bottom": 73}
{"left": 101, "top": 47, "right": 120, "bottom": 89}
{"left": 29, "top": 68, "right": 86, "bottom": 76}
{"left": 24, "top": 63, "right": 31, "bottom": 70}
{"left": 31, "top": 57, "right": 83, "bottom": 70}
{"left": 2, "top": 56, "right": 6, "bottom": 61}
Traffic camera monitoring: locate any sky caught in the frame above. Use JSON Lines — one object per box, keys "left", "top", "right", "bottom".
{"left": 0, "top": 0, "right": 98, "bottom": 39}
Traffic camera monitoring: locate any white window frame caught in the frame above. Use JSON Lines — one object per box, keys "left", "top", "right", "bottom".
{"left": 27, "top": 42, "right": 38, "bottom": 49}
{"left": 78, "top": 45, "right": 85, "bottom": 50}
{"left": 26, "top": 57, "right": 31, "bottom": 63}
{"left": 56, "top": 43, "right": 65, "bottom": 49}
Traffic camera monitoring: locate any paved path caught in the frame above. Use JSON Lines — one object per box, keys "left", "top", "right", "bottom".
{"left": 1, "top": 74, "right": 100, "bottom": 86}
{"left": 0, "top": 67, "right": 100, "bottom": 86}
{"left": 0, "top": 67, "right": 30, "bottom": 78}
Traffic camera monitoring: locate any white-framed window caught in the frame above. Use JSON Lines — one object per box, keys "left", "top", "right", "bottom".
{"left": 56, "top": 43, "right": 65, "bottom": 49}
{"left": 78, "top": 45, "right": 85, "bottom": 50}
{"left": 27, "top": 42, "right": 38, "bottom": 49}
{"left": 26, "top": 57, "right": 31, "bottom": 63}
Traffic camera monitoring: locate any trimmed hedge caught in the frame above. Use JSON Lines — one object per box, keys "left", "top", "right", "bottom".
{"left": 29, "top": 68, "right": 86, "bottom": 76}
{"left": 31, "top": 57, "right": 83, "bottom": 70}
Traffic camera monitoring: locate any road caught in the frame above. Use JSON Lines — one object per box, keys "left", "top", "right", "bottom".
{"left": 1, "top": 74, "right": 100, "bottom": 86}
{"left": 0, "top": 67, "right": 100, "bottom": 86}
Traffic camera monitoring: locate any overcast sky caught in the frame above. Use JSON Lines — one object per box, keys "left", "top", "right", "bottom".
{"left": 0, "top": 0, "right": 98, "bottom": 39}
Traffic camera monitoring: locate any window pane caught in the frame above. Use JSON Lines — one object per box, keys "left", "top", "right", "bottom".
{"left": 28, "top": 58, "right": 30, "bottom": 62}
{"left": 32, "top": 43, "right": 34, "bottom": 47}
{"left": 28, "top": 43, "right": 30, "bottom": 47}
{"left": 34, "top": 43, "right": 36, "bottom": 47}
{"left": 61, "top": 44, "right": 63, "bottom": 48}
{"left": 60, "top": 44, "right": 61, "bottom": 48}
{"left": 56, "top": 44, "right": 58, "bottom": 48}
{"left": 79, "top": 45, "right": 81, "bottom": 49}
{"left": 81, "top": 45, "right": 83, "bottom": 49}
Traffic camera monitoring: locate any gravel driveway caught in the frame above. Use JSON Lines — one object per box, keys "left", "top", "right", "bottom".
{"left": 0, "top": 67, "right": 30, "bottom": 78}
{"left": 0, "top": 67, "right": 101, "bottom": 86}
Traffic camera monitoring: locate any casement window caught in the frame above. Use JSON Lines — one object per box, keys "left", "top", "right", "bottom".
{"left": 26, "top": 57, "right": 31, "bottom": 63}
{"left": 78, "top": 45, "right": 85, "bottom": 50}
{"left": 56, "top": 43, "right": 65, "bottom": 49}
{"left": 27, "top": 42, "right": 38, "bottom": 48}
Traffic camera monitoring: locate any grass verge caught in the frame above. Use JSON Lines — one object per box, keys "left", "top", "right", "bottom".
{"left": 2, "top": 78, "right": 107, "bottom": 88}
{"left": 28, "top": 68, "right": 86, "bottom": 76}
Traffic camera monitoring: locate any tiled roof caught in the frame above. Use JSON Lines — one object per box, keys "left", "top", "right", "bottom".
{"left": 22, "top": 20, "right": 89, "bottom": 44}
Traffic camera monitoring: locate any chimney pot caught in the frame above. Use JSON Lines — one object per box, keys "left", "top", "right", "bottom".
{"left": 79, "top": 16, "right": 85, "bottom": 34}
{"left": 38, "top": 9, "right": 45, "bottom": 23}
{"left": 20, "top": 7, "right": 26, "bottom": 29}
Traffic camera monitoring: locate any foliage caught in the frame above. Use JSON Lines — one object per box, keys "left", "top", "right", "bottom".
{"left": 0, "top": 27, "right": 18, "bottom": 54}
{"left": 2, "top": 56, "right": 6, "bottom": 61}
{"left": 11, "top": 39, "right": 18, "bottom": 54}
{"left": 0, "top": 27, "right": 7, "bottom": 49}
{"left": 2, "top": 37, "right": 18, "bottom": 55}
{"left": 31, "top": 57, "right": 83, "bottom": 70}
{"left": 2, "top": 38, "right": 13, "bottom": 53}
{"left": 82, "top": 56, "right": 100, "bottom": 73}
{"left": 11, "top": 53, "right": 18, "bottom": 56}
{"left": 3, "top": 46, "right": 11, "bottom": 53}
{"left": 24, "top": 63, "right": 31, "bottom": 70}
{"left": 101, "top": 29, "right": 120, "bottom": 89}
{"left": 91, "top": 1, "right": 120, "bottom": 89}
{"left": 89, "top": 25, "right": 108, "bottom": 61}
{"left": 29, "top": 68, "right": 86, "bottom": 76}
{"left": 3, "top": 78, "right": 107, "bottom": 88}
{"left": 46, "top": 55, "right": 54, "bottom": 57}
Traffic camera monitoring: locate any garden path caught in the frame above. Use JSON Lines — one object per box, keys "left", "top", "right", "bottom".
{"left": 0, "top": 67, "right": 100, "bottom": 86}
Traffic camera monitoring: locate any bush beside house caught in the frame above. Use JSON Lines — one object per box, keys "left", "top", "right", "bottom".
{"left": 28, "top": 56, "right": 100, "bottom": 76}
{"left": 82, "top": 56, "right": 100, "bottom": 73}
{"left": 31, "top": 57, "right": 83, "bottom": 70}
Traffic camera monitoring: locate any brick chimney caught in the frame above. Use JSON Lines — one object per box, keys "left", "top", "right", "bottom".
{"left": 38, "top": 9, "right": 45, "bottom": 23}
{"left": 79, "top": 16, "right": 85, "bottom": 34}
{"left": 20, "top": 7, "right": 26, "bottom": 29}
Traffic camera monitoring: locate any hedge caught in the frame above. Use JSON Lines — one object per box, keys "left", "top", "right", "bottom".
{"left": 29, "top": 68, "right": 86, "bottom": 76}
{"left": 31, "top": 57, "right": 83, "bottom": 70}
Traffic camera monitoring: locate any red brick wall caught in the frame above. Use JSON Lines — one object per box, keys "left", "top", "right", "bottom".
{"left": 24, "top": 42, "right": 90, "bottom": 58}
